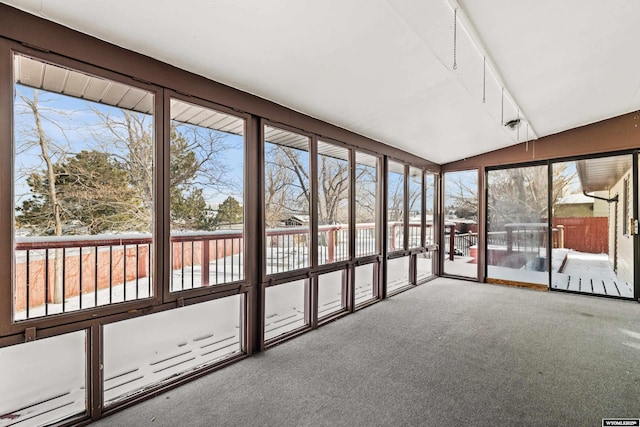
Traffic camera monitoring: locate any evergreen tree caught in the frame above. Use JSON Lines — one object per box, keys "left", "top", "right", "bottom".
{"left": 169, "top": 126, "right": 219, "bottom": 231}
{"left": 214, "top": 196, "right": 243, "bottom": 228}
{"left": 17, "top": 150, "right": 144, "bottom": 235}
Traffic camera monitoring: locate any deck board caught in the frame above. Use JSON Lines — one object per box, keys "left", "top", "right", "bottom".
{"left": 551, "top": 273, "right": 569, "bottom": 290}
{"left": 567, "top": 275, "right": 581, "bottom": 292}
{"left": 591, "top": 279, "right": 605, "bottom": 295}
{"left": 602, "top": 279, "right": 618, "bottom": 296}
{"left": 559, "top": 252, "right": 634, "bottom": 298}
{"left": 617, "top": 282, "right": 634, "bottom": 298}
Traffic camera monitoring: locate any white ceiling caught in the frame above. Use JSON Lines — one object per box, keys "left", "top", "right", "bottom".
{"left": 3, "top": 0, "right": 640, "bottom": 164}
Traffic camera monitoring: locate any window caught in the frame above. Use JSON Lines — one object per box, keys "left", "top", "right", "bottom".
{"left": 387, "top": 256, "right": 410, "bottom": 292}
{"left": 354, "top": 263, "right": 377, "bottom": 306}
{"left": 443, "top": 170, "right": 478, "bottom": 278}
{"left": 355, "top": 152, "right": 379, "bottom": 258}
{"left": 0, "top": 331, "right": 86, "bottom": 425}
{"left": 623, "top": 176, "right": 630, "bottom": 236}
{"left": 387, "top": 160, "right": 405, "bottom": 253}
{"left": 13, "top": 54, "right": 155, "bottom": 320}
{"left": 317, "top": 269, "right": 346, "bottom": 319}
{"left": 103, "top": 295, "right": 242, "bottom": 405}
{"left": 408, "top": 167, "right": 423, "bottom": 248}
{"left": 317, "top": 142, "right": 349, "bottom": 265}
{"left": 169, "top": 99, "right": 245, "bottom": 291}
{"left": 425, "top": 172, "right": 436, "bottom": 246}
{"left": 264, "top": 126, "right": 310, "bottom": 274}
{"left": 264, "top": 279, "right": 308, "bottom": 341}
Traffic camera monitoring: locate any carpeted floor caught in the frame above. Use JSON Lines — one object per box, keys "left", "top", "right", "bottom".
{"left": 94, "top": 278, "right": 640, "bottom": 426}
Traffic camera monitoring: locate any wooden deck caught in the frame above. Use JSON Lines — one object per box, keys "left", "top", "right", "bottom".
{"left": 552, "top": 274, "right": 633, "bottom": 297}
{"left": 552, "top": 252, "right": 634, "bottom": 298}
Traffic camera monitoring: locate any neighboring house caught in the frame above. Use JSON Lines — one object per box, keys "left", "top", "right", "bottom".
{"left": 554, "top": 192, "right": 609, "bottom": 218}
{"left": 282, "top": 215, "right": 310, "bottom": 227}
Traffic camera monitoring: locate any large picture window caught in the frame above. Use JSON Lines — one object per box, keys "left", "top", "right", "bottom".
{"left": 169, "top": 99, "right": 245, "bottom": 291}
{"left": 13, "top": 54, "right": 155, "bottom": 320}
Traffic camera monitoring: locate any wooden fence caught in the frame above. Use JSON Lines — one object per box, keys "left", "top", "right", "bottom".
{"left": 553, "top": 217, "right": 608, "bottom": 254}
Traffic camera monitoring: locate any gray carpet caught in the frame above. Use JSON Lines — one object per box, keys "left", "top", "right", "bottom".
{"left": 94, "top": 278, "right": 640, "bottom": 426}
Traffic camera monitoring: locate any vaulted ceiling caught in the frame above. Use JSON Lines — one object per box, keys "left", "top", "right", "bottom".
{"left": 3, "top": 0, "right": 640, "bottom": 164}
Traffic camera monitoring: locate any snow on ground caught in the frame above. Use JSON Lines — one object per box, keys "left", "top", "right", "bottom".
{"left": 552, "top": 251, "right": 633, "bottom": 297}
{"left": 0, "top": 331, "right": 86, "bottom": 427}
{"left": 103, "top": 295, "right": 242, "bottom": 406}
{"left": 444, "top": 256, "right": 478, "bottom": 278}
{"left": 3, "top": 250, "right": 423, "bottom": 424}
{"left": 560, "top": 251, "right": 617, "bottom": 280}
{"left": 487, "top": 265, "right": 549, "bottom": 285}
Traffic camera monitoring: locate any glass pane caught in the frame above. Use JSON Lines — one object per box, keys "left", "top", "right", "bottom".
{"left": 443, "top": 170, "right": 478, "bottom": 278}
{"left": 264, "top": 126, "right": 310, "bottom": 274}
{"left": 551, "top": 156, "right": 634, "bottom": 297}
{"left": 169, "top": 99, "right": 245, "bottom": 291}
{"left": 264, "top": 280, "right": 307, "bottom": 341}
{"left": 0, "top": 331, "right": 86, "bottom": 425}
{"left": 387, "top": 161, "right": 405, "bottom": 252}
{"left": 425, "top": 173, "right": 436, "bottom": 246}
{"left": 317, "top": 142, "right": 349, "bottom": 265}
{"left": 317, "top": 269, "right": 345, "bottom": 319}
{"left": 387, "top": 256, "right": 410, "bottom": 293}
{"left": 354, "top": 264, "right": 376, "bottom": 305}
{"left": 103, "top": 295, "right": 242, "bottom": 406}
{"left": 487, "top": 165, "right": 549, "bottom": 286}
{"left": 416, "top": 252, "right": 434, "bottom": 282}
{"left": 355, "top": 152, "right": 379, "bottom": 258}
{"left": 13, "top": 54, "right": 154, "bottom": 320}
{"left": 408, "top": 167, "right": 423, "bottom": 248}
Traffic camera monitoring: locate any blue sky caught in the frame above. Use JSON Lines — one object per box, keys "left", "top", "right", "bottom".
{"left": 14, "top": 84, "right": 245, "bottom": 210}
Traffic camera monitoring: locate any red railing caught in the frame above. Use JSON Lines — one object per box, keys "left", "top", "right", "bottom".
{"left": 14, "top": 222, "right": 433, "bottom": 320}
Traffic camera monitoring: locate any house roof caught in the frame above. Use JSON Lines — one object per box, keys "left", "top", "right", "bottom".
{"left": 556, "top": 193, "right": 594, "bottom": 205}
{"left": 576, "top": 155, "right": 632, "bottom": 193}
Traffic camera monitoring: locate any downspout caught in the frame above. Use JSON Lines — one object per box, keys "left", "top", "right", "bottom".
{"left": 582, "top": 191, "right": 618, "bottom": 204}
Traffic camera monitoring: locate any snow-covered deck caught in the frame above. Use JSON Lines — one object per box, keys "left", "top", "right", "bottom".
{"left": 444, "top": 255, "right": 477, "bottom": 277}
{"left": 552, "top": 251, "right": 633, "bottom": 298}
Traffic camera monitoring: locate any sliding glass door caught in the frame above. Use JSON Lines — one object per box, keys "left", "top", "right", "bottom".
{"left": 550, "top": 154, "right": 635, "bottom": 298}
{"left": 483, "top": 153, "right": 637, "bottom": 299}
{"left": 486, "top": 165, "right": 548, "bottom": 288}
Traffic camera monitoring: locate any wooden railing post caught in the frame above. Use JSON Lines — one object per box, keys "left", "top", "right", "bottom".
{"left": 202, "top": 239, "right": 210, "bottom": 287}
{"left": 392, "top": 224, "right": 397, "bottom": 252}
{"left": 557, "top": 225, "right": 564, "bottom": 249}
{"left": 327, "top": 228, "right": 335, "bottom": 263}
{"left": 449, "top": 224, "right": 455, "bottom": 261}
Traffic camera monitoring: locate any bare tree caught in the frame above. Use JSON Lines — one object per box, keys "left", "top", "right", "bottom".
{"left": 445, "top": 172, "right": 478, "bottom": 221}
{"left": 317, "top": 154, "right": 349, "bottom": 224}
{"left": 387, "top": 171, "right": 404, "bottom": 222}
{"left": 93, "top": 111, "right": 236, "bottom": 231}
{"left": 15, "top": 89, "right": 67, "bottom": 303}
{"left": 264, "top": 144, "right": 309, "bottom": 228}
{"left": 487, "top": 164, "right": 576, "bottom": 228}
{"left": 355, "top": 163, "right": 377, "bottom": 224}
